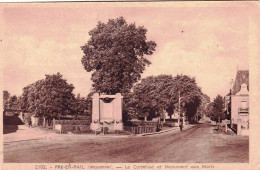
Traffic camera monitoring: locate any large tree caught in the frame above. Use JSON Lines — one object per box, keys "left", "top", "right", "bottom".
{"left": 81, "top": 17, "right": 156, "bottom": 95}
{"left": 169, "top": 75, "right": 202, "bottom": 121}
{"left": 125, "top": 74, "right": 202, "bottom": 121}
{"left": 208, "top": 95, "right": 225, "bottom": 122}
{"left": 196, "top": 93, "right": 210, "bottom": 120}
{"left": 20, "top": 73, "right": 76, "bottom": 119}
{"left": 126, "top": 75, "right": 174, "bottom": 120}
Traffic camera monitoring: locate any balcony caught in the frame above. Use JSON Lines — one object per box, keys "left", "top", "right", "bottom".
{"left": 238, "top": 107, "right": 249, "bottom": 113}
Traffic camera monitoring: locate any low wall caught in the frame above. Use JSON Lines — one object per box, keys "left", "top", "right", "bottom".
{"left": 129, "top": 126, "right": 157, "bottom": 134}
{"left": 54, "top": 119, "right": 91, "bottom": 134}
{"left": 125, "top": 121, "right": 159, "bottom": 134}
{"left": 54, "top": 119, "right": 91, "bottom": 125}
{"left": 54, "top": 124, "right": 92, "bottom": 134}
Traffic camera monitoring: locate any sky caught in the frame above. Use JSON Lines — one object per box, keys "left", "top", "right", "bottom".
{"left": 1, "top": 2, "right": 254, "bottom": 101}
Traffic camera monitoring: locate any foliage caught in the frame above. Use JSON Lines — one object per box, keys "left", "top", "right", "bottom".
{"left": 207, "top": 95, "right": 225, "bottom": 122}
{"left": 125, "top": 75, "right": 175, "bottom": 120}
{"left": 3, "top": 90, "right": 10, "bottom": 108}
{"left": 125, "top": 74, "right": 202, "bottom": 121}
{"left": 20, "top": 73, "right": 76, "bottom": 118}
{"left": 54, "top": 119, "right": 91, "bottom": 125}
{"left": 8, "top": 95, "right": 20, "bottom": 109}
{"left": 81, "top": 17, "right": 156, "bottom": 95}
{"left": 74, "top": 95, "right": 88, "bottom": 115}
{"left": 195, "top": 93, "right": 210, "bottom": 119}
{"left": 3, "top": 90, "right": 21, "bottom": 109}
{"left": 170, "top": 75, "right": 202, "bottom": 121}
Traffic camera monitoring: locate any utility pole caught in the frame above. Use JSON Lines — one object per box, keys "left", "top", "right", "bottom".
{"left": 179, "top": 91, "right": 183, "bottom": 126}
{"left": 179, "top": 91, "right": 181, "bottom": 116}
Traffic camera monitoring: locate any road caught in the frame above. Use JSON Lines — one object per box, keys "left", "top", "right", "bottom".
{"left": 4, "top": 123, "right": 249, "bottom": 163}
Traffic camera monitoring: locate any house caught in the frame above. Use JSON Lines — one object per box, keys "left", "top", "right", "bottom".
{"left": 230, "top": 70, "right": 249, "bottom": 136}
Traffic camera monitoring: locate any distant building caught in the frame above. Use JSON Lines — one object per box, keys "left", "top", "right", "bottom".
{"left": 228, "top": 70, "right": 249, "bottom": 135}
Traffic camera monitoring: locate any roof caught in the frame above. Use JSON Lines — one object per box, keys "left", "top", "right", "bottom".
{"left": 232, "top": 70, "right": 249, "bottom": 95}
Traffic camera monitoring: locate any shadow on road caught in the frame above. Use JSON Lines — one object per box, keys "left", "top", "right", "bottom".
{"left": 3, "top": 116, "right": 25, "bottom": 134}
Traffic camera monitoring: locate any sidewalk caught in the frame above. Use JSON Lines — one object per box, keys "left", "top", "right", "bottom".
{"left": 4, "top": 125, "right": 59, "bottom": 143}
{"left": 4, "top": 124, "right": 194, "bottom": 143}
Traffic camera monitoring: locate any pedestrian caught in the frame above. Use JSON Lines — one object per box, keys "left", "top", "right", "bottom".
{"left": 28, "top": 117, "right": 32, "bottom": 128}
{"left": 22, "top": 112, "right": 25, "bottom": 121}
{"left": 179, "top": 121, "right": 183, "bottom": 131}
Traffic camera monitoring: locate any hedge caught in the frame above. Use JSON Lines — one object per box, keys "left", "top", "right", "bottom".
{"left": 54, "top": 119, "right": 91, "bottom": 125}
{"left": 55, "top": 124, "right": 92, "bottom": 134}
{"left": 130, "top": 120, "right": 158, "bottom": 126}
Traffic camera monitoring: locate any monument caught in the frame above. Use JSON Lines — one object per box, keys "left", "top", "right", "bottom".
{"left": 90, "top": 93, "right": 124, "bottom": 131}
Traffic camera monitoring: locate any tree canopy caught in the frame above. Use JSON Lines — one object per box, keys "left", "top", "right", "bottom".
{"left": 207, "top": 95, "right": 225, "bottom": 122}
{"left": 20, "top": 73, "right": 77, "bottom": 118}
{"left": 3, "top": 90, "right": 21, "bottom": 109}
{"left": 196, "top": 93, "right": 211, "bottom": 118}
{"left": 81, "top": 17, "right": 156, "bottom": 95}
{"left": 125, "top": 74, "right": 203, "bottom": 121}
{"left": 3, "top": 90, "right": 10, "bottom": 108}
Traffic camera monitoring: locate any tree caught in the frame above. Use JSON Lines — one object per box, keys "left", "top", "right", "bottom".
{"left": 20, "top": 73, "right": 76, "bottom": 119}
{"left": 81, "top": 17, "right": 156, "bottom": 95}
{"left": 3, "top": 90, "right": 10, "bottom": 108}
{"left": 208, "top": 95, "right": 225, "bottom": 123}
{"left": 195, "top": 93, "right": 210, "bottom": 120}
{"left": 125, "top": 75, "right": 174, "bottom": 120}
{"left": 73, "top": 95, "right": 88, "bottom": 115}
{"left": 169, "top": 75, "right": 202, "bottom": 121}
{"left": 3, "top": 91, "right": 21, "bottom": 109}
{"left": 8, "top": 95, "right": 19, "bottom": 109}
{"left": 125, "top": 74, "right": 203, "bottom": 121}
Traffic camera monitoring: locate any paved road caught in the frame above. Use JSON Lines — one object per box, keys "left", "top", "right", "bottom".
{"left": 4, "top": 124, "right": 248, "bottom": 163}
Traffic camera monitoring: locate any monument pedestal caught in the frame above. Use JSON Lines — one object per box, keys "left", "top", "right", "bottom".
{"left": 90, "top": 122, "right": 99, "bottom": 130}
{"left": 90, "top": 93, "right": 124, "bottom": 131}
{"left": 114, "top": 122, "right": 123, "bottom": 131}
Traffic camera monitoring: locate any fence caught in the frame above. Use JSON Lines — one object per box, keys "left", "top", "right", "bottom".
{"left": 128, "top": 126, "right": 157, "bottom": 134}
{"left": 54, "top": 119, "right": 91, "bottom": 134}
{"left": 124, "top": 120, "right": 160, "bottom": 134}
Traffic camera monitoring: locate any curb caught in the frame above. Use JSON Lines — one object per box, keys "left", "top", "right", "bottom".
{"left": 4, "top": 137, "right": 46, "bottom": 144}
{"left": 3, "top": 125, "right": 194, "bottom": 142}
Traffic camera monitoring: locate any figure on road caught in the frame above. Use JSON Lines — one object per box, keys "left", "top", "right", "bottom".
{"left": 28, "top": 117, "right": 32, "bottom": 128}
{"left": 179, "top": 121, "right": 183, "bottom": 131}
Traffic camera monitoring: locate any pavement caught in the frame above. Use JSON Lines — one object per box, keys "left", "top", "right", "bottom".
{"left": 3, "top": 125, "right": 59, "bottom": 143}
{"left": 3, "top": 124, "right": 193, "bottom": 143}
{"left": 3, "top": 123, "right": 249, "bottom": 163}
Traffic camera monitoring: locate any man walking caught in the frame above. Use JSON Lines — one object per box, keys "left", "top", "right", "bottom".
{"left": 28, "top": 117, "right": 32, "bottom": 128}
{"left": 179, "top": 121, "right": 183, "bottom": 131}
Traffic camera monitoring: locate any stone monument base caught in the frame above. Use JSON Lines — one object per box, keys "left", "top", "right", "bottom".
{"left": 90, "top": 122, "right": 124, "bottom": 131}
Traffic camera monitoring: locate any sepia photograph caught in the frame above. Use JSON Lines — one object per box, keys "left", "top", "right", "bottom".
{"left": 1, "top": 2, "right": 260, "bottom": 169}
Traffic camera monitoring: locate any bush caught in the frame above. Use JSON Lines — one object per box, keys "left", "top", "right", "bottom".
{"left": 130, "top": 120, "right": 158, "bottom": 126}
{"left": 55, "top": 124, "right": 91, "bottom": 134}
{"left": 54, "top": 119, "right": 91, "bottom": 125}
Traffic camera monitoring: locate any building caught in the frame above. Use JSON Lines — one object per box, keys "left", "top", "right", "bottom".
{"left": 229, "top": 70, "right": 249, "bottom": 135}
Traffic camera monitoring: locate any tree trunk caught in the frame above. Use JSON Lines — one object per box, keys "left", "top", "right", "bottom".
{"left": 43, "top": 117, "right": 46, "bottom": 128}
